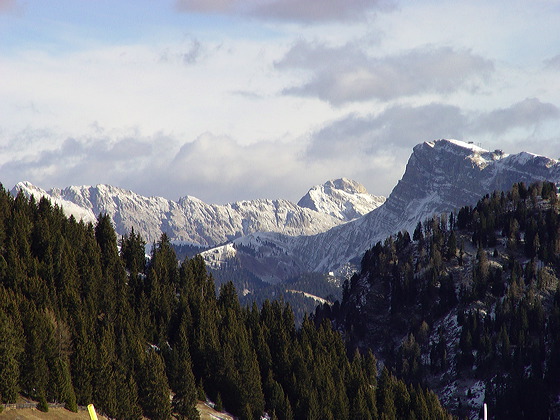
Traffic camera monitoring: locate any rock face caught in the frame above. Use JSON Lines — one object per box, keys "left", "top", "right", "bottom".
{"left": 11, "top": 178, "right": 383, "bottom": 246}
{"left": 382, "top": 139, "right": 559, "bottom": 231}
{"left": 222, "top": 139, "right": 560, "bottom": 279}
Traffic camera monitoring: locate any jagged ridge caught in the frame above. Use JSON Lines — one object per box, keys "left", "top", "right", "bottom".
{"left": 12, "top": 178, "right": 383, "bottom": 246}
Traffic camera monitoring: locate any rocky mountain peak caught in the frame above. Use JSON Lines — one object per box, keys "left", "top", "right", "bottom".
{"left": 228, "top": 139, "right": 560, "bottom": 281}
{"left": 325, "top": 178, "right": 368, "bottom": 194}
{"left": 297, "top": 178, "right": 385, "bottom": 221}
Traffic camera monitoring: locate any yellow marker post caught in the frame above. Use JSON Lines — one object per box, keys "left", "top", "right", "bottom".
{"left": 87, "top": 404, "right": 99, "bottom": 420}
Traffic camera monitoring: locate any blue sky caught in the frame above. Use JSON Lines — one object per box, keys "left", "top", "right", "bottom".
{"left": 1, "top": 0, "right": 560, "bottom": 203}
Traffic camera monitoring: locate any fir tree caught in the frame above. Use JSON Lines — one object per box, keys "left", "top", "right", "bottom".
{"left": 139, "top": 349, "right": 172, "bottom": 420}
{"left": 171, "top": 319, "right": 200, "bottom": 420}
{"left": 0, "top": 308, "right": 22, "bottom": 403}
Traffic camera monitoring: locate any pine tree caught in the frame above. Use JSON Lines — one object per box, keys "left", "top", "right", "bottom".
{"left": 71, "top": 317, "right": 95, "bottom": 406}
{"left": 377, "top": 367, "right": 397, "bottom": 420}
{"left": 114, "top": 363, "right": 143, "bottom": 420}
{"left": 95, "top": 326, "right": 118, "bottom": 418}
{"left": 53, "top": 358, "right": 78, "bottom": 412}
{"left": 37, "top": 393, "right": 49, "bottom": 412}
{"left": 120, "top": 228, "right": 146, "bottom": 276}
{"left": 0, "top": 308, "right": 22, "bottom": 403}
{"left": 305, "top": 389, "right": 321, "bottom": 420}
{"left": 214, "top": 392, "right": 223, "bottom": 412}
{"left": 139, "top": 349, "right": 172, "bottom": 420}
{"left": 146, "top": 233, "right": 179, "bottom": 343}
{"left": 19, "top": 305, "right": 50, "bottom": 402}
{"left": 413, "top": 221, "right": 423, "bottom": 241}
{"left": 447, "top": 231, "right": 457, "bottom": 258}
{"left": 172, "top": 319, "right": 200, "bottom": 420}
{"left": 351, "top": 385, "right": 373, "bottom": 420}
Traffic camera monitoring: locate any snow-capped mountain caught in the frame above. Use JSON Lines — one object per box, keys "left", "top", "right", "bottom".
{"left": 13, "top": 139, "right": 560, "bottom": 283}
{"left": 215, "top": 139, "right": 560, "bottom": 280}
{"left": 11, "top": 178, "right": 384, "bottom": 246}
{"left": 298, "top": 178, "right": 385, "bottom": 221}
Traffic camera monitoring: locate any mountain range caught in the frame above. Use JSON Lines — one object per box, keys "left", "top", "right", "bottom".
{"left": 200, "top": 139, "right": 560, "bottom": 281}
{"left": 12, "top": 178, "right": 384, "bottom": 247}
{"left": 12, "top": 139, "right": 560, "bottom": 283}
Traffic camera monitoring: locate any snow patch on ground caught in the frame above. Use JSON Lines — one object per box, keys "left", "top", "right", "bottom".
{"left": 200, "top": 243, "right": 237, "bottom": 270}
{"left": 466, "top": 380, "right": 486, "bottom": 420}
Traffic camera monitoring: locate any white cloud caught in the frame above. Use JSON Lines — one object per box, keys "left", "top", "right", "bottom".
{"left": 0, "top": 133, "right": 161, "bottom": 191}
{"left": 0, "top": 38, "right": 331, "bottom": 146}
{"left": 276, "top": 41, "right": 494, "bottom": 105}
{"left": 472, "top": 98, "right": 560, "bottom": 135}
{"left": 2, "top": 96, "right": 560, "bottom": 203}
{"left": 305, "top": 103, "right": 468, "bottom": 184}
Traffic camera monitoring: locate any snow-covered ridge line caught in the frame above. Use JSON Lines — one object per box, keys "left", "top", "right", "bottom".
{"left": 11, "top": 178, "right": 384, "bottom": 246}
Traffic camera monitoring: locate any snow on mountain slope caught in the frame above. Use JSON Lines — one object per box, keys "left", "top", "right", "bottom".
{"left": 222, "top": 139, "right": 560, "bottom": 279}
{"left": 297, "top": 178, "right": 385, "bottom": 221}
{"left": 11, "top": 178, "right": 381, "bottom": 246}
{"left": 13, "top": 182, "right": 98, "bottom": 223}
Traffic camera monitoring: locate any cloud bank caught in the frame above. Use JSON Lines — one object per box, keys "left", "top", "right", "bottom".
{"left": 1, "top": 0, "right": 560, "bottom": 203}
{"left": 3, "top": 97, "right": 559, "bottom": 203}
{"left": 175, "top": 0, "right": 394, "bottom": 22}
{"left": 276, "top": 41, "right": 494, "bottom": 105}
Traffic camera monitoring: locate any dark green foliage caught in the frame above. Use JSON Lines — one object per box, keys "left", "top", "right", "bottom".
{"left": 171, "top": 319, "right": 200, "bottom": 420}
{"left": 214, "top": 392, "right": 223, "bottom": 412}
{"left": 37, "top": 393, "right": 49, "bottom": 412}
{"left": 0, "top": 306, "right": 22, "bottom": 403}
{"left": 114, "top": 364, "right": 143, "bottom": 420}
{"left": 139, "top": 349, "right": 171, "bottom": 420}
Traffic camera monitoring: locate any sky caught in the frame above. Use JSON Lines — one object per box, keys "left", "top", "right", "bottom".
{"left": 1, "top": 0, "right": 560, "bottom": 204}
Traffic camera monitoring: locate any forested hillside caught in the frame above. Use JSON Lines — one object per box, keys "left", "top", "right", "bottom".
{"left": 0, "top": 185, "right": 452, "bottom": 420}
{"left": 317, "top": 181, "right": 560, "bottom": 419}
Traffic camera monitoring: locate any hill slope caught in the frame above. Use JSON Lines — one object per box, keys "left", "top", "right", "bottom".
{"left": 0, "top": 186, "right": 451, "bottom": 420}
{"left": 318, "top": 181, "right": 560, "bottom": 419}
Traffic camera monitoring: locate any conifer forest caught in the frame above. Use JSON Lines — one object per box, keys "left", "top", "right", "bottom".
{"left": 0, "top": 184, "right": 452, "bottom": 419}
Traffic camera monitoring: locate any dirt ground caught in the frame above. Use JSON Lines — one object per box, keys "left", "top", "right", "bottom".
{"left": 197, "top": 402, "right": 235, "bottom": 420}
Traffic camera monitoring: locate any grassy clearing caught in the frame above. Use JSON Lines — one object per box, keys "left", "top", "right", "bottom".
{"left": 0, "top": 401, "right": 231, "bottom": 420}
{"left": 0, "top": 406, "right": 108, "bottom": 420}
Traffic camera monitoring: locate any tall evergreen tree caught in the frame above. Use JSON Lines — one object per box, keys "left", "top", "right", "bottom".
{"left": 171, "top": 318, "right": 200, "bottom": 420}
{"left": 0, "top": 307, "right": 22, "bottom": 403}
{"left": 139, "top": 349, "right": 172, "bottom": 420}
